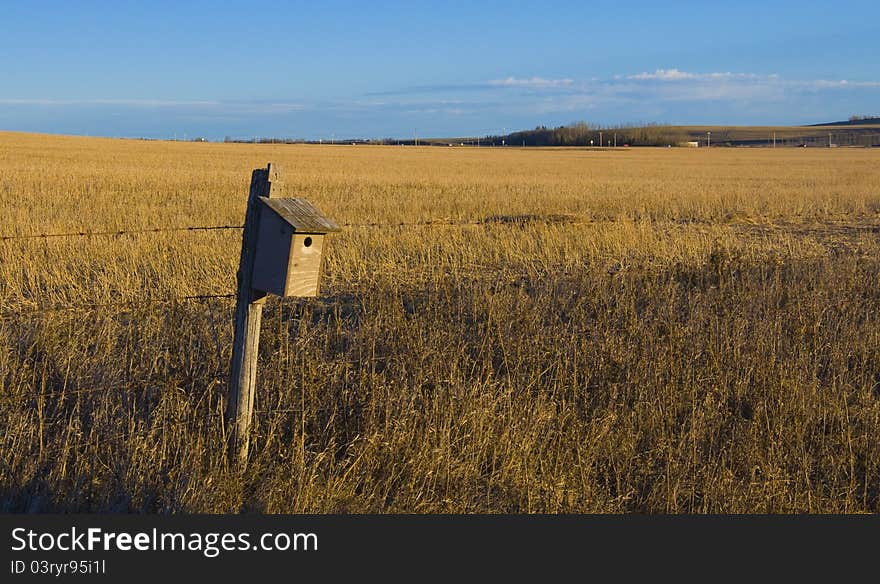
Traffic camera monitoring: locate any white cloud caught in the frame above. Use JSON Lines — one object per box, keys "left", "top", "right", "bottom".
{"left": 628, "top": 68, "right": 697, "bottom": 80}
{"left": 488, "top": 76, "right": 574, "bottom": 88}
{"left": 627, "top": 69, "right": 765, "bottom": 81}
{"left": 229, "top": 102, "right": 306, "bottom": 114}
{"left": 403, "top": 107, "right": 469, "bottom": 116}
{"left": 802, "top": 79, "right": 880, "bottom": 89}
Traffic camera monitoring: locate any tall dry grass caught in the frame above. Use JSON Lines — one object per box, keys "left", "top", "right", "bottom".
{"left": 1, "top": 131, "right": 879, "bottom": 512}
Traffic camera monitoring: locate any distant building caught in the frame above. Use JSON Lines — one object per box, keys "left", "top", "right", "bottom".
{"left": 683, "top": 141, "right": 700, "bottom": 148}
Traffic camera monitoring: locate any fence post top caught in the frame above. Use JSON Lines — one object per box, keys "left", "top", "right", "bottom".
{"left": 267, "top": 162, "right": 281, "bottom": 182}
{"left": 251, "top": 162, "right": 284, "bottom": 199}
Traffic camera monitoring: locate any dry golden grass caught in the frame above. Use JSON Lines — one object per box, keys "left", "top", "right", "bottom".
{"left": 1, "top": 131, "right": 879, "bottom": 512}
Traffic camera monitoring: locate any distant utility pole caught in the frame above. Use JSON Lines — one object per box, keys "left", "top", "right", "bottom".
{"left": 599, "top": 131, "right": 603, "bottom": 147}
{"left": 414, "top": 128, "right": 418, "bottom": 146}
{"left": 614, "top": 133, "right": 617, "bottom": 148}
{"left": 773, "top": 132, "right": 776, "bottom": 148}
{"left": 707, "top": 131, "right": 711, "bottom": 148}
{"left": 829, "top": 133, "right": 832, "bottom": 148}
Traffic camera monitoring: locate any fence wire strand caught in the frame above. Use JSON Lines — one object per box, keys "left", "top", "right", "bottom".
{"left": 0, "top": 224, "right": 245, "bottom": 242}
{"left": 0, "top": 293, "right": 235, "bottom": 320}
{"left": 28, "top": 405, "right": 337, "bottom": 456}
{"left": 343, "top": 219, "right": 486, "bottom": 228}
{"left": 0, "top": 217, "right": 579, "bottom": 242}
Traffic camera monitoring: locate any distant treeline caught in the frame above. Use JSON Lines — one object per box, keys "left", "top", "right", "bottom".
{"left": 810, "top": 115, "right": 880, "bottom": 127}
{"left": 218, "top": 123, "right": 691, "bottom": 147}
{"left": 224, "top": 136, "right": 309, "bottom": 144}
{"left": 848, "top": 115, "right": 880, "bottom": 122}
{"left": 214, "top": 119, "right": 880, "bottom": 148}
{"left": 489, "top": 122, "right": 692, "bottom": 147}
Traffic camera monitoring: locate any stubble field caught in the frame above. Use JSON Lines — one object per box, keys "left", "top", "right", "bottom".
{"left": 1, "top": 131, "right": 879, "bottom": 512}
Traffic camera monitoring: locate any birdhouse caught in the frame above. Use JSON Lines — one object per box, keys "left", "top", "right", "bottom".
{"left": 251, "top": 197, "right": 340, "bottom": 297}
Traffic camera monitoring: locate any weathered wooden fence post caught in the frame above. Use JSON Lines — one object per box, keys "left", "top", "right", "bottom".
{"left": 226, "top": 163, "right": 277, "bottom": 465}
{"left": 227, "top": 163, "right": 339, "bottom": 466}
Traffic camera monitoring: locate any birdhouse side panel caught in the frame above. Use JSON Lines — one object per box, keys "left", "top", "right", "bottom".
{"left": 284, "top": 234, "right": 324, "bottom": 297}
{"left": 251, "top": 210, "right": 294, "bottom": 297}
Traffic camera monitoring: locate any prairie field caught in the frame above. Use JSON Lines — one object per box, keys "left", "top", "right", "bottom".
{"left": 1, "top": 131, "right": 879, "bottom": 513}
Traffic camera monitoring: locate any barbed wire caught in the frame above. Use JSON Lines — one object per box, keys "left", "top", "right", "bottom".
{"left": 31, "top": 383, "right": 158, "bottom": 400}
{"left": 21, "top": 376, "right": 218, "bottom": 399}
{"left": 0, "top": 221, "right": 448, "bottom": 241}
{"left": 0, "top": 215, "right": 586, "bottom": 318}
{"left": 344, "top": 216, "right": 588, "bottom": 227}
{"left": 0, "top": 293, "right": 235, "bottom": 320}
{"left": 23, "top": 377, "right": 346, "bottom": 410}
{"left": 0, "top": 224, "right": 244, "bottom": 242}
{"left": 32, "top": 418, "right": 216, "bottom": 457}
{"left": 343, "top": 219, "right": 486, "bottom": 228}
{"left": 26, "top": 404, "right": 340, "bottom": 456}
{"left": 0, "top": 216, "right": 590, "bottom": 242}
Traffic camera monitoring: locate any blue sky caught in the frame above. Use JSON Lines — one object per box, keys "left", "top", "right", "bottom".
{"left": 1, "top": 0, "right": 878, "bottom": 139}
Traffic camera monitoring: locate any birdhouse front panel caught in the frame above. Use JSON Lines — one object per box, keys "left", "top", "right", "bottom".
{"left": 284, "top": 233, "right": 324, "bottom": 297}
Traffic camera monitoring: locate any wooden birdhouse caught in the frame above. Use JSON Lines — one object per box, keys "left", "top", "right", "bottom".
{"left": 251, "top": 197, "right": 340, "bottom": 297}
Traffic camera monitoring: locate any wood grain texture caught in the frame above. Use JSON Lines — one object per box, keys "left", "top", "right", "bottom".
{"left": 285, "top": 233, "right": 324, "bottom": 297}
{"left": 259, "top": 197, "right": 340, "bottom": 233}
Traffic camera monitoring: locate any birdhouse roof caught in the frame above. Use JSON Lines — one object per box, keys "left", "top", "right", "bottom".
{"left": 259, "top": 197, "right": 340, "bottom": 233}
